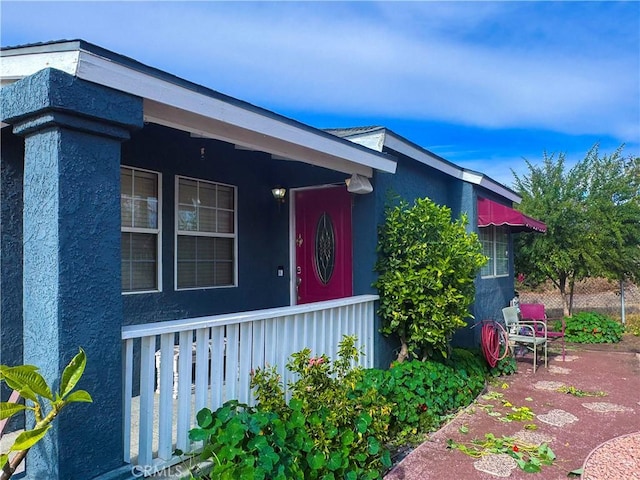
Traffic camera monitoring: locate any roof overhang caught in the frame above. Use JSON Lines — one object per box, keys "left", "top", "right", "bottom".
{"left": 477, "top": 197, "right": 546, "bottom": 233}
{"left": 328, "top": 127, "right": 521, "bottom": 203}
{"left": 1, "top": 41, "right": 396, "bottom": 177}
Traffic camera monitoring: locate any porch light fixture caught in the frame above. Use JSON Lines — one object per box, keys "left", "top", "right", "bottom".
{"left": 271, "top": 186, "right": 287, "bottom": 204}
{"left": 346, "top": 173, "right": 373, "bottom": 194}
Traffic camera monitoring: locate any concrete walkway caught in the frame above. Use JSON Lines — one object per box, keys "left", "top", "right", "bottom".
{"left": 385, "top": 346, "right": 640, "bottom": 480}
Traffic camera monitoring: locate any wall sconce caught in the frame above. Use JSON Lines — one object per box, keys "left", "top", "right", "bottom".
{"left": 271, "top": 186, "right": 287, "bottom": 204}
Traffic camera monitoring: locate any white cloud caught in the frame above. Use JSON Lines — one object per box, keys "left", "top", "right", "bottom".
{"left": 2, "top": 1, "right": 638, "bottom": 146}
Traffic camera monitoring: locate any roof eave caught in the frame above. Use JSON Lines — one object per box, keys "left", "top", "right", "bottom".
{"left": 1, "top": 41, "right": 397, "bottom": 176}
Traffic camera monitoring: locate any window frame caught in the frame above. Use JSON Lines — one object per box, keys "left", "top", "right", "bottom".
{"left": 480, "top": 225, "right": 510, "bottom": 279}
{"left": 174, "top": 175, "right": 238, "bottom": 291}
{"left": 120, "top": 165, "right": 162, "bottom": 294}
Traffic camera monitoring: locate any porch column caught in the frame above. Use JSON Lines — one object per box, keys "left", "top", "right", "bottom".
{"left": 1, "top": 68, "right": 142, "bottom": 480}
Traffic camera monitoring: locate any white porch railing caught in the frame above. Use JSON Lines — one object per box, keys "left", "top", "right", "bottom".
{"left": 121, "top": 294, "right": 378, "bottom": 471}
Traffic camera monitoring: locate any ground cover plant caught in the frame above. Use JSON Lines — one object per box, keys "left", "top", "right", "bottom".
{"left": 189, "top": 341, "right": 519, "bottom": 479}
{"left": 190, "top": 336, "right": 392, "bottom": 480}
{"left": 555, "top": 311, "right": 624, "bottom": 343}
{"left": 353, "top": 348, "right": 488, "bottom": 446}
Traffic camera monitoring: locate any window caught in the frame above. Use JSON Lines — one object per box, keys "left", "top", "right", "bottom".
{"left": 480, "top": 226, "right": 509, "bottom": 278}
{"left": 121, "top": 167, "right": 161, "bottom": 293}
{"left": 176, "top": 176, "right": 236, "bottom": 289}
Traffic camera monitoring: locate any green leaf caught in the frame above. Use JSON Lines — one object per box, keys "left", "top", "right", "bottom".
{"left": 63, "top": 390, "right": 92, "bottom": 403}
{"left": 188, "top": 428, "right": 209, "bottom": 442}
{"left": 307, "top": 451, "right": 325, "bottom": 470}
{"left": 196, "top": 408, "right": 213, "bottom": 428}
{"left": 523, "top": 462, "right": 541, "bottom": 473}
{"left": 341, "top": 429, "right": 355, "bottom": 446}
{"left": 367, "top": 436, "right": 380, "bottom": 454}
{"left": 568, "top": 467, "right": 584, "bottom": 477}
{"left": 10, "top": 425, "right": 51, "bottom": 451}
{"left": 327, "top": 451, "right": 343, "bottom": 471}
{"left": 59, "top": 348, "right": 87, "bottom": 399}
{"left": 0, "top": 366, "right": 52, "bottom": 401}
{"left": 0, "top": 454, "right": 7, "bottom": 470}
{"left": 1, "top": 401, "right": 28, "bottom": 420}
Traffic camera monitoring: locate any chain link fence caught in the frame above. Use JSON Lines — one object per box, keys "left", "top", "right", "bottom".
{"left": 518, "top": 278, "right": 640, "bottom": 321}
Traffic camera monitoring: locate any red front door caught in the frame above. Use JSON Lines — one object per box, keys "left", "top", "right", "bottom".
{"left": 294, "top": 186, "right": 353, "bottom": 304}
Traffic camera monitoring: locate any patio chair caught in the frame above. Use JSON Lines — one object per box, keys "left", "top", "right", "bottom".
{"left": 520, "top": 303, "right": 565, "bottom": 361}
{"left": 502, "top": 306, "right": 548, "bottom": 373}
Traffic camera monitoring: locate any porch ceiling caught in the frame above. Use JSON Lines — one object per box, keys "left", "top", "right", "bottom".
{"left": 1, "top": 40, "right": 397, "bottom": 176}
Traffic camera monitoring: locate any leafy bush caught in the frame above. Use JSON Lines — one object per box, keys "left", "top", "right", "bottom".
{"left": 554, "top": 312, "right": 624, "bottom": 343}
{"left": 374, "top": 196, "right": 486, "bottom": 362}
{"left": 624, "top": 313, "right": 640, "bottom": 336}
{"left": 249, "top": 336, "right": 392, "bottom": 479}
{"left": 488, "top": 354, "right": 518, "bottom": 377}
{"left": 354, "top": 349, "right": 487, "bottom": 445}
{"left": 189, "top": 400, "right": 310, "bottom": 480}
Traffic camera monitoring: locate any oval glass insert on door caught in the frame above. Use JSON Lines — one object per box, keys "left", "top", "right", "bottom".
{"left": 314, "top": 212, "right": 335, "bottom": 285}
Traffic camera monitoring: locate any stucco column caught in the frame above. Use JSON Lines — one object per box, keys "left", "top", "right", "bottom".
{"left": 1, "top": 68, "right": 143, "bottom": 480}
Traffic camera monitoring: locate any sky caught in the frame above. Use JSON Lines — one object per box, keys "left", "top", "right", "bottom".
{"left": 1, "top": 1, "right": 638, "bottom": 188}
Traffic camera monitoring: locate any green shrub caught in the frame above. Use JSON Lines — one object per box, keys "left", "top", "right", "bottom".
{"left": 249, "top": 336, "right": 392, "bottom": 479}
{"left": 488, "top": 353, "right": 518, "bottom": 377}
{"left": 374, "top": 196, "right": 486, "bottom": 361}
{"left": 355, "top": 349, "right": 486, "bottom": 445}
{"left": 554, "top": 312, "right": 624, "bottom": 343}
{"left": 624, "top": 313, "right": 640, "bottom": 336}
{"left": 189, "top": 400, "right": 311, "bottom": 480}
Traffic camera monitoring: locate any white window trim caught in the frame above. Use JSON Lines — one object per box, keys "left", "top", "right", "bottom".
{"left": 121, "top": 165, "right": 163, "bottom": 294}
{"left": 174, "top": 174, "right": 238, "bottom": 291}
{"left": 480, "top": 225, "right": 509, "bottom": 279}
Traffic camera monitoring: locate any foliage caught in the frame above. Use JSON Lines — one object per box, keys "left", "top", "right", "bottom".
{"left": 247, "top": 336, "right": 392, "bottom": 480}
{"left": 188, "top": 400, "right": 310, "bottom": 480}
{"left": 624, "top": 313, "right": 640, "bottom": 336}
{"left": 447, "top": 433, "right": 556, "bottom": 473}
{"left": 374, "top": 196, "right": 486, "bottom": 361}
{"left": 488, "top": 353, "right": 517, "bottom": 377}
{"left": 513, "top": 146, "right": 640, "bottom": 316}
{"left": 354, "top": 349, "right": 487, "bottom": 445}
{"left": 476, "top": 392, "right": 535, "bottom": 423}
{"left": 554, "top": 312, "right": 624, "bottom": 343}
{"left": 0, "top": 349, "right": 92, "bottom": 480}
{"left": 555, "top": 385, "right": 607, "bottom": 397}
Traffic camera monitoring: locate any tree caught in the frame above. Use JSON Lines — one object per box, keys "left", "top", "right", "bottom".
{"left": 374, "top": 196, "right": 486, "bottom": 362}
{"left": 513, "top": 145, "right": 640, "bottom": 316}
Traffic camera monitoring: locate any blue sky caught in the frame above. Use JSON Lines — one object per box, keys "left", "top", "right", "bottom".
{"left": 2, "top": 1, "right": 638, "bottom": 187}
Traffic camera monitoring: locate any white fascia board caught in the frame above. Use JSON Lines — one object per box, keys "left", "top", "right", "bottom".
{"left": 144, "top": 100, "right": 373, "bottom": 177}
{"left": 0, "top": 50, "right": 80, "bottom": 81}
{"left": 75, "top": 51, "right": 396, "bottom": 175}
{"left": 461, "top": 170, "right": 521, "bottom": 203}
{"left": 383, "top": 131, "right": 520, "bottom": 202}
{"left": 383, "top": 131, "right": 463, "bottom": 178}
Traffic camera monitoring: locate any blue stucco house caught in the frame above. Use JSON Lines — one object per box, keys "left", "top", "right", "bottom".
{"left": 0, "top": 40, "right": 544, "bottom": 479}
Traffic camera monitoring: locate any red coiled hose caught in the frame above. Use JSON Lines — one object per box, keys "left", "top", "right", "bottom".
{"left": 481, "top": 320, "right": 510, "bottom": 368}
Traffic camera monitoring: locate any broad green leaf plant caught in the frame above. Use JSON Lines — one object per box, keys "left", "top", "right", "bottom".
{"left": 0, "top": 348, "right": 92, "bottom": 480}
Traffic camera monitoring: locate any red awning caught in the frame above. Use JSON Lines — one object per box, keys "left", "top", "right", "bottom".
{"left": 477, "top": 198, "right": 547, "bottom": 233}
